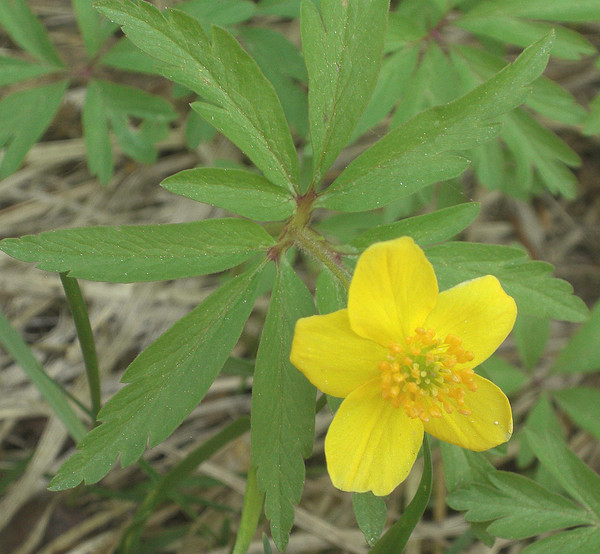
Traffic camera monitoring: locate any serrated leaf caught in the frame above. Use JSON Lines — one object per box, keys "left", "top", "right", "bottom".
{"left": 251, "top": 260, "right": 316, "bottom": 551}
{"left": 527, "top": 430, "right": 600, "bottom": 518}
{"left": 71, "top": 0, "right": 118, "bottom": 57}
{"left": 100, "top": 37, "right": 161, "bottom": 75}
{"left": 83, "top": 81, "right": 113, "bottom": 183}
{"left": 426, "top": 242, "right": 588, "bottom": 322}
{"left": 0, "top": 219, "right": 274, "bottom": 282}
{"left": 552, "top": 300, "right": 600, "bottom": 374}
{"left": 554, "top": 388, "right": 600, "bottom": 443}
{"left": 523, "top": 526, "right": 600, "bottom": 554}
{"left": 441, "top": 443, "right": 496, "bottom": 493}
{"left": 448, "top": 471, "right": 592, "bottom": 539}
{"left": 0, "top": 55, "right": 60, "bottom": 86}
{"left": 48, "top": 266, "right": 264, "bottom": 490}
{"left": 302, "top": 0, "right": 390, "bottom": 185}
{"left": 317, "top": 34, "right": 554, "bottom": 212}
{"left": 0, "top": 80, "right": 68, "bottom": 178}
{"left": 352, "top": 492, "right": 386, "bottom": 546}
{"left": 162, "top": 168, "right": 295, "bottom": 221}
{"left": 350, "top": 203, "right": 480, "bottom": 249}
{"left": 95, "top": 0, "right": 298, "bottom": 191}
{"left": 0, "top": 0, "right": 63, "bottom": 66}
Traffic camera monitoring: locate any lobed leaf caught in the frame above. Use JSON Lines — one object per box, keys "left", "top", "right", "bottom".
{"left": 162, "top": 167, "right": 295, "bottom": 221}
{"left": 0, "top": 219, "right": 274, "bottom": 282}
{"left": 251, "top": 260, "right": 316, "bottom": 551}
{"left": 554, "top": 388, "right": 600, "bottom": 443}
{"left": 83, "top": 81, "right": 113, "bottom": 184}
{"left": 317, "top": 34, "right": 554, "bottom": 212}
{"left": 48, "top": 266, "right": 264, "bottom": 490}
{"left": 464, "top": 0, "right": 600, "bottom": 23}
{"left": 523, "top": 526, "right": 600, "bottom": 554}
{"left": 71, "top": 0, "right": 118, "bottom": 57}
{"left": 426, "top": 242, "right": 588, "bottom": 322}
{"left": 0, "top": 55, "right": 60, "bottom": 87}
{"left": 301, "top": 0, "right": 390, "bottom": 185}
{"left": 95, "top": 0, "right": 298, "bottom": 191}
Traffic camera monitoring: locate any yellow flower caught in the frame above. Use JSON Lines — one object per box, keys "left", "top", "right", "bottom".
{"left": 290, "top": 237, "right": 517, "bottom": 496}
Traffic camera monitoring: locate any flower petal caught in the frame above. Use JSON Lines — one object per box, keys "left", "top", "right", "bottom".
{"left": 290, "top": 309, "right": 385, "bottom": 398}
{"left": 325, "top": 380, "right": 424, "bottom": 496}
{"left": 424, "top": 275, "right": 517, "bottom": 368}
{"left": 348, "top": 237, "right": 438, "bottom": 346}
{"left": 423, "top": 374, "right": 512, "bottom": 451}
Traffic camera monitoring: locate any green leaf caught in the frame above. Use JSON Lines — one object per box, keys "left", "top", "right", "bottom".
{"left": 513, "top": 313, "right": 550, "bottom": 369}
{"left": 447, "top": 470, "right": 592, "bottom": 539}
{"left": 0, "top": 80, "right": 68, "bottom": 178}
{"left": 426, "top": 242, "right": 589, "bottom": 322}
{"left": 352, "top": 492, "right": 386, "bottom": 546}
{"left": 527, "top": 430, "right": 600, "bottom": 518}
{"left": 0, "top": 55, "right": 60, "bottom": 86}
{"left": 465, "top": 0, "right": 600, "bottom": 23}
{"left": 83, "top": 80, "right": 113, "bottom": 184}
{"left": 554, "top": 388, "right": 600, "bottom": 443}
{"left": 552, "top": 300, "right": 600, "bottom": 374}
{"left": 95, "top": 0, "right": 298, "bottom": 191}
{"left": 241, "top": 27, "right": 308, "bottom": 137}
{"left": 0, "top": 219, "right": 275, "bottom": 282}
{"left": 301, "top": 0, "right": 390, "bottom": 185}
{"left": 351, "top": 45, "right": 419, "bottom": 140}
{"left": 479, "top": 355, "right": 528, "bottom": 396}
{"left": 350, "top": 203, "right": 480, "bottom": 249}
{"left": 523, "top": 526, "right": 600, "bottom": 554}
{"left": 48, "top": 266, "right": 264, "bottom": 490}
{"left": 371, "top": 436, "right": 432, "bottom": 553}
{"left": 317, "top": 34, "right": 554, "bottom": 212}
{"left": 161, "top": 168, "right": 295, "bottom": 221}
{"left": 232, "top": 466, "right": 264, "bottom": 554}
{"left": 0, "top": 310, "right": 88, "bottom": 443}
{"left": 100, "top": 37, "right": 162, "bottom": 75}
{"left": 251, "top": 260, "right": 316, "bottom": 551}
{"left": 0, "top": 0, "right": 63, "bottom": 66}
{"left": 71, "top": 0, "right": 118, "bottom": 57}
{"left": 457, "top": 16, "right": 594, "bottom": 60}
{"left": 441, "top": 443, "right": 495, "bottom": 494}
{"left": 177, "top": 0, "right": 256, "bottom": 27}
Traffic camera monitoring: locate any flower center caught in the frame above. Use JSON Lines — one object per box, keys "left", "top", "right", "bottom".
{"left": 378, "top": 327, "right": 477, "bottom": 422}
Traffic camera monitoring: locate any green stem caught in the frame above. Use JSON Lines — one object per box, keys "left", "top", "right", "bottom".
{"left": 232, "top": 465, "right": 264, "bottom": 554}
{"left": 292, "top": 227, "right": 351, "bottom": 290}
{"left": 59, "top": 273, "right": 101, "bottom": 423}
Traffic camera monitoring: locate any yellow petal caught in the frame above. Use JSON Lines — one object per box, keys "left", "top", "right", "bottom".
{"left": 424, "top": 275, "right": 517, "bottom": 368}
{"left": 348, "top": 237, "right": 438, "bottom": 346}
{"left": 325, "top": 380, "right": 424, "bottom": 496}
{"left": 290, "top": 310, "right": 385, "bottom": 398}
{"left": 423, "top": 375, "right": 512, "bottom": 451}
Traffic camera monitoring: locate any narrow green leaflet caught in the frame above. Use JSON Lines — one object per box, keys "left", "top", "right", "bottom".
{"left": 523, "top": 526, "right": 600, "bottom": 554}
{"left": 552, "top": 300, "right": 600, "bottom": 374}
{"left": 0, "top": 55, "right": 60, "bottom": 87}
{"left": 527, "top": 430, "right": 600, "bottom": 519}
{"left": 513, "top": 313, "right": 550, "bottom": 369}
{"left": 251, "top": 260, "right": 316, "bottom": 551}
{"left": 426, "top": 242, "right": 588, "bottom": 322}
{"left": 447, "top": 470, "right": 593, "bottom": 539}
{"left": 480, "top": 355, "right": 528, "bottom": 397}
{"left": 352, "top": 492, "right": 386, "bottom": 547}
{"left": 177, "top": 0, "right": 256, "bottom": 27}
{"left": 0, "top": 81, "right": 68, "bottom": 178}
{"left": 0, "top": 219, "right": 274, "bottom": 282}
{"left": 317, "top": 34, "right": 554, "bottom": 212}
{"left": 48, "top": 266, "right": 264, "bottom": 490}
{"left": 71, "top": 0, "right": 118, "bottom": 57}
{"left": 554, "top": 388, "right": 600, "bottom": 443}
{"left": 100, "top": 38, "right": 161, "bottom": 75}
{"left": 302, "top": 0, "right": 389, "bottom": 185}
{"left": 350, "top": 203, "right": 480, "bottom": 249}
{"left": 464, "top": 0, "right": 600, "bottom": 22}
{"left": 241, "top": 27, "right": 308, "bottom": 136}
{"left": 95, "top": 0, "right": 299, "bottom": 192}
{"left": 83, "top": 81, "right": 113, "bottom": 184}
{"left": 0, "top": 0, "right": 63, "bottom": 66}
{"left": 162, "top": 168, "right": 295, "bottom": 221}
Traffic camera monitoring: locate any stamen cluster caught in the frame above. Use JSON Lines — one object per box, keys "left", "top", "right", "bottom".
{"left": 378, "top": 327, "right": 477, "bottom": 422}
